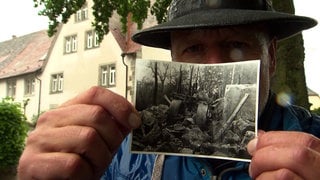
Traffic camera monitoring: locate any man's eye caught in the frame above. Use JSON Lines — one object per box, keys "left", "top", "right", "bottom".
{"left": 184, "top": 44, "right": 205, "bottom": 53}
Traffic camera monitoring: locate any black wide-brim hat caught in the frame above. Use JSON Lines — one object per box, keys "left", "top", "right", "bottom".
{"left": 132, "top": 0, "right": 317, "bottom": 49}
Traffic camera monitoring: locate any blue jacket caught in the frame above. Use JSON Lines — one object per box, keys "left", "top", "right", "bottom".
{"left": 102, "top": 94, "right": 320, "bottom": 180}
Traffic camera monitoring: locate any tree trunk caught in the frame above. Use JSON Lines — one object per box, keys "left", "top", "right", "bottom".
{"left": 177, "top": 65, "right": 183, "bottom": 94}
{"left": 188, "top": 66, "right": 194, "bottom": 96}
{"left": 271, "top": 0, "right": 310, "bottom": 109}
{"left": 153, "top": 62, "right": 158, "bottom": 104}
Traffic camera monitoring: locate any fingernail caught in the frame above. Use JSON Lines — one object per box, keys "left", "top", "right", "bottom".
{"left": 128, "top": 112, "right": 141, "bottom": 129}
{"left": 247, "top": 138, "right": 258, "bottom": 155}
{"left": 248, "top": 163, "right": 253, "bottom": 177}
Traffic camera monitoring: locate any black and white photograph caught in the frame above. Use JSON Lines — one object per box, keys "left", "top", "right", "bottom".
{"left": 131, "top": 59, "right": 260, "bottom": 161}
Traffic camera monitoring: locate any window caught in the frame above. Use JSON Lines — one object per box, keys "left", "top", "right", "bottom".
{"left": 65, "top": 35, "right": 77, "bottom": 54}
{"left": 72, "top": 36, "right": 77, "bottom": 52}
{"left": 99, "top": 64, "right": 116, "bottom": 87}
{"left": 7, "top": 80, "right": 16, "bottom": 98}
{"left": 109, "top": 66, "right": 116, "bottom": 86}
{"left": 51, "top": 73, "right": 64, "bottom": 93}
{"left": 75, "top": 5, "right": 88, "bottom": 22}
{"left": 86, "top": 30, "right": 100, "bottom": 49}
{"left": 25, "top": 77, "right": 35, "bottom": 95}
{"left": 101, "top": 66, "right": 108, "bottom": 86}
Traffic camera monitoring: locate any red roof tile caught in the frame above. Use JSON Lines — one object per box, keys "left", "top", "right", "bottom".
{"left": 0, "top": 30, "right": 54, "bottom": 79}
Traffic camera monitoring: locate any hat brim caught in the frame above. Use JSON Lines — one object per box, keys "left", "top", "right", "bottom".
{"left": 132, "top": 9, "right": 317, "bottom": 49}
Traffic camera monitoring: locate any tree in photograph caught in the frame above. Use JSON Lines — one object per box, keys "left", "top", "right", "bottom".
{"left": 158, "top": 63, "right": 170, "bottom": 93}
{"left": 153, "top": 62, "right": 158, "bottom": 104}
{"left": 177, "top": 65, "right": 183, "bottom": 94}
{"left": 148, "top": 61, "right": 171, "bottom": 104}
{"left": 188, "top": 65, "right": 194, "bottom": 96}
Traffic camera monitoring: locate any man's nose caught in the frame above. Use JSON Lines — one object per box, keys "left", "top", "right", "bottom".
{"left": 203, "top": 46, "right": 227, "bottom": 64}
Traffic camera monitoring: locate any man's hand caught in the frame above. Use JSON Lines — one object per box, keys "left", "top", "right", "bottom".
{"left": 248, "top": 131, "right": 320, "bottom": 180}
{"left": 17, "top": 86, "right": 141, "bottom": 180}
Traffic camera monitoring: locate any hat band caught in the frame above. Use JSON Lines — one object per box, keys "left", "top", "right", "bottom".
{"left": 168, "top": 0, "right": 273, "bottom": 20}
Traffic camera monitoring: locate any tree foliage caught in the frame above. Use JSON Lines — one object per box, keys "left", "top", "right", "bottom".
{"left": 0, "top": 97, "right": 29, "bottom": 171}
{"left": 34, "top": 0, "right": 87, "bottom": 37}
{"left": 311, "top": 107, "right": 320, "bottom": 115}
{"left": 34, "top": 0, "right": 172, "bottom": 41}
{"left": 150, "top": 0, "right": 171, "bottom": 23}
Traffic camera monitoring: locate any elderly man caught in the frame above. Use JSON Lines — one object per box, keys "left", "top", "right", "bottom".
{"left": 18, "top": 0, "right": 320, "bottom": 179}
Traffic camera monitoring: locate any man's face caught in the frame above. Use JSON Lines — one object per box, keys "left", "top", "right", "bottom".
{"left": 170, "top": 26, "right": 276, "bottom": 115}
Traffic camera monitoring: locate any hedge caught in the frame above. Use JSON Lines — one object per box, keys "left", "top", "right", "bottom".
{"left": 0, "top": 97, "right": 28, "bottom": 171}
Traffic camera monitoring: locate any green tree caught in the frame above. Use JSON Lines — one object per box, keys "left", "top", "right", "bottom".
{"left": 34, "top": 0, "right": 171, "bottom": 41}
{"left": 271, "top": 0, "right": 310, "bottom": 109}
{"left": 0, "top": 97, "right": 29, "bottom": 174}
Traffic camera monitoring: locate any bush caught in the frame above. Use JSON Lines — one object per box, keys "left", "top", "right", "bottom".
{"left": 0, "top": 97, "right": 29, "bottom": 172}
{"left": 311, "top": 107, "right": 320, "bottom": 116}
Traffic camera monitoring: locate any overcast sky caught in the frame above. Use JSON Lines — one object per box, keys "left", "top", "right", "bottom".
{"left": 0, "top": 0, "right": 319, "bottom": 94}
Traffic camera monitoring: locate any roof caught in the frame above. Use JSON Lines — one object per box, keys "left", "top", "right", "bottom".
{"left": 109, "top": 13, "right": 141, "bottom": 54}
{"left": 308, "top": 88, "right": 320, "bottom": 96}
{"left": 0, "top": 30, "right": 54, "bottom": 79}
